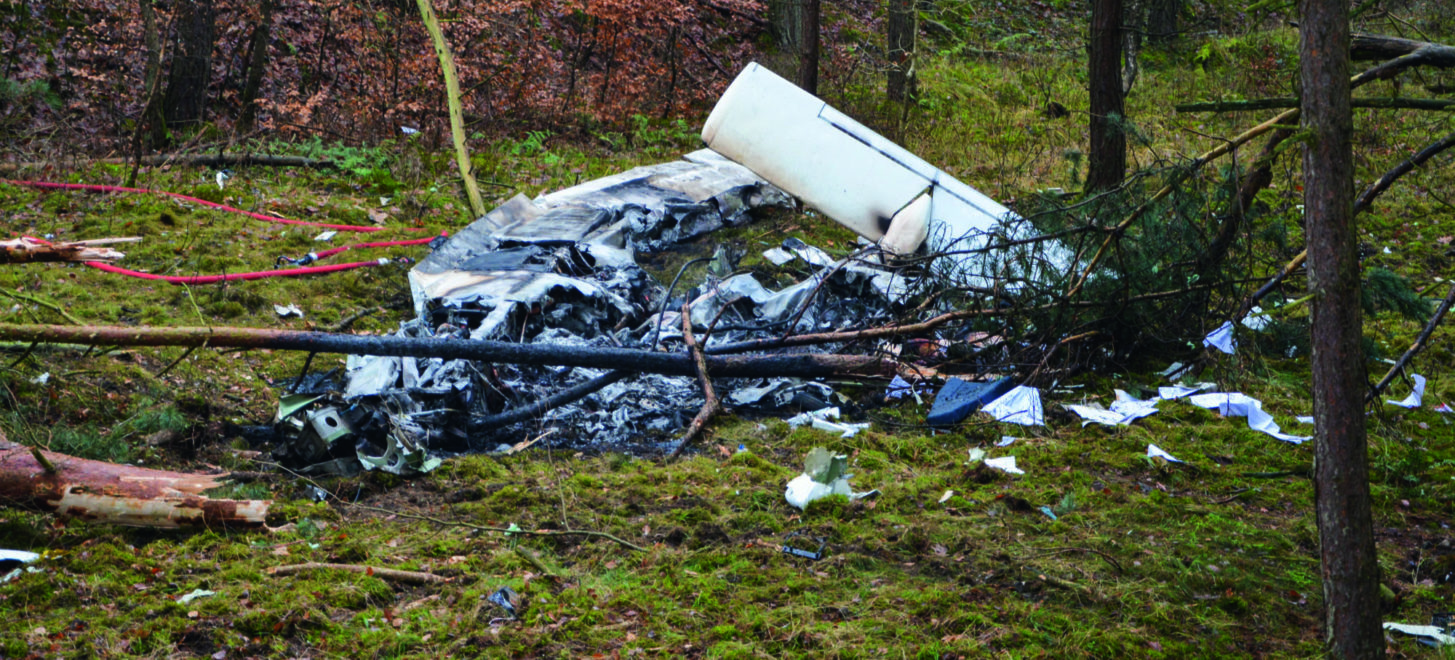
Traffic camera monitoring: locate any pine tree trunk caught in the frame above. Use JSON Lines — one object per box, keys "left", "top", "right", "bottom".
{"left": 1086, "top": 0, "right": 1126, "bottom": 192}
{"left": 887, "top": 0, "right": 917, "bottom": 102}
{"left": 162, "top": 0, "right": 216, "bottom": 127}
{"left": 1299, "top": 0, "right": 1383, "bottom": 657}
{"left": 797, "top": 0, "right": 820, "bottom": 95}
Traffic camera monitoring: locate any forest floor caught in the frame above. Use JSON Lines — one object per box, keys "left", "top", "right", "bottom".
{"left": 3, "top": 20, "right": 1455, "bottom": 659}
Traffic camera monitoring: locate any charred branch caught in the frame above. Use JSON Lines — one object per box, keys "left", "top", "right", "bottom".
{"left": 0, "top": 323, "right": 900, "bottom": 380}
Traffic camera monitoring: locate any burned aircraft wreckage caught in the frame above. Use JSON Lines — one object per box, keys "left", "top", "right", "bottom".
{"left": 273, "top": 64, "right": 1059, "bottom": 475}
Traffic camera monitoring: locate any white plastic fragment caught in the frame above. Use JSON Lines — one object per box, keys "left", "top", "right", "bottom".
{"left": 938, "top": 490, "right": 954, "bottom": 504}
{"left": 1203, "top": 321, "right": 1236, "bottom": 354}
{"left": 785, "top": 407, "right": 867, "bottom": 438}
{"left": 761, "top": 247, "right": 794, "bottom": 266}
{"left": 0, "top": 550, "right": 40, "bottom": 565}
{"left": 314, "top": 230, "right": 338, "bottom": 242}
{"left": 811, "top": 417, "right": 870, "bottom": 439}
{"left": 1435, "top": 403, "right": 1453, "bottom": 414}
{"left": 984, "top": 456, "right": 1024, "bottom": 475}
{"left": 1147, "top": 444, "right": 1183, "bottom": 463}
{"left": 1383, "top": 622, "right": 1455, "bottom": 646}
{"left": 784, "top": 447, "right": 875, "bottom": 509}
{"left": 1386, "top": 374, "right": 1426, "bottom": 409}
{"left": 982, "top": 386, "right": 1044, "bottom": 426}
{"left": 177, "top": 588, "right": 217, "bottom": 605}
{"left": 1296, "top": 415, "right": 1315, "bottom": 424}
{"left": 1186, "top": 392, "right": 1309, "bottom": 444}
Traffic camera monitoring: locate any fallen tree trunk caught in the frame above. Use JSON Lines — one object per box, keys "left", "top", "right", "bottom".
{"left": 0, "top": 436, "right": 269, "bottom": 528}
{"left": 1176, "top": 97, "right": 1455, "bottom": 113}
{"left": 0, "top": 237, "right": 136, "bottom": 264}
{"left": 100, "top": 154, "right": 336, "bottom": 169}
{"left": 0, "top": 323, "right": 900, "bottom": 379}
{"left": 1351, "top": 32, "right": 1455, "bottom": 64}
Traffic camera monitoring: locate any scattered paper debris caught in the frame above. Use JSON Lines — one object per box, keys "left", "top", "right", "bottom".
{"left": 938, "top": 490, "right": 954, "bottom": 504}
{"left": 1186, "top": 392, "right": 1309, "bottom": 444}
{"left": 984, "top": 456, "right": 1024, "bottom": 475}
{"left": 1147, "top": 444, "right": 1182, "bottom": 463}
{"left": 1383, "top": 622, "right": 1455, "bottom": 646}
{"left": 996, "top": 436, "right": 1017, "bottom": 447}
{"left": 274, "top": 304, "right": 305, "bottom": 318}
{"left": 1387, "top": 374, "right": 1427, "bottom": 409}
{"left": 1241, "top": 306, "right": 1272, "bottom": 331}
{"left": 982, "top": 386, "right": 1044, "bottom": 426}
{"left": 1157, "top": 383, "right": 1211, "bottom": 400}
{"left": 1203, "top": 321, "right": 1236, "bottom": 354}
{"left": 29, "top": 372, "right": 49, "bottom": 385}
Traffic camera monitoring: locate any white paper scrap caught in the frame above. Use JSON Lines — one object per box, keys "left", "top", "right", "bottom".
{"left": 1157, "top": 383, "right": 1212, "bottom": 400}
{"left": 982, "top": 386, "right": 1043, "bottom": 426}
{"left": 1111, "top": 390, "right": 1160, "bottom": 422}
{"left": 996, "top": 436, "right": 1017, "bottom": 447}
{"left": 177, "top": 588, "right": 216, "bottom": 605}
{"left": 984, "top": 456, "right": 1024, "bottom": 475}
{"left": 1186, "top": 392, "right": 1309, "bottom": 444}
{"left": 1065, "top": 404, "right": 1124, "bottom": 427}
{"left": 1203, "top": 321, "right": 1236, "bottom": 354}
{"left": 1386, "top": 374, "right": 1426, "bottom": 409}
{"left": 314, "top": 230, "right": 338, "bottom": 242}
{"left": 938, "top": 490, "right": 954, "bottom": 504}
{"left": 1296, "top": 415, "right": 1314, "bottom": 424}
{"left": 1383, "top": 622, "right": 1455, "bottom": 646}
{"left": 786, "top": 406, "right": 840, "bottom": 428}
{"left": 1435, "top": 403, "right": 1453, "bottom": 414}
{"left": 1147, "top": 444, "right": 1183, "bottom": 463}
{"left": 811, "top": 417, "right": 870, "bottom": 438}
{"left": 1241, "top": 306, "right": 1272, "bottom": 331}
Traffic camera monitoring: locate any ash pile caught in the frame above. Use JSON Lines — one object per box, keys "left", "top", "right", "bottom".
{"left": 271, "top": 63, "right": 1062, "bottom": 476}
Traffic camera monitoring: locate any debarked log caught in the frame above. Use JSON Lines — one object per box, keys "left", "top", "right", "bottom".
{"left": 0, "top": 436, "right": 270, "bottom": 528}
{"left": 0, "top": 323, "right": 902, "bottom": 379}
{"left": 0, "top": 237, "right": 137, "bottom": 264}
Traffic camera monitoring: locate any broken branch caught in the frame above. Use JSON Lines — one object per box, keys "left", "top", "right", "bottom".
{"left": 266, "top": 562, "right": 450, "bottom": 585}
{"left": 1176, "top": 97, "right": 1455, "bottom": 113}
{"left": 0, "top": 435, "right": 269, "bottom": 528}
{"left": 1367, "top": 281, "right": 1455, "bottom": 402}
{"left": 670, "top": 302, "right": 722, "bottom": 459}
{"left": 0, "top": 237, "right": 135, "bottom": 264}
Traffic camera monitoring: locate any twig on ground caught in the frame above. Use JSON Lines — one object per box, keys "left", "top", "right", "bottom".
{"left": 347, "top": 502, "right": 649, "bottom": 552}
{"left": 267, "top": 562, "right": 451, "bottom": 585}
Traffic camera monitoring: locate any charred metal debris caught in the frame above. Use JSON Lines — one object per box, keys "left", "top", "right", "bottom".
{"left": 271, "top": 65, "right": 1062, "bottom": 476}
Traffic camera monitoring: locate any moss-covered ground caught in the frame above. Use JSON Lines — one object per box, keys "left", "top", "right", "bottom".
{"left": 4, "top": 15, "right": 1455, "bottom": 658}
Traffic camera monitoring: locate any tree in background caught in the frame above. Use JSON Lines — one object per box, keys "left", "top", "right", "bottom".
{"left": 1299, "top": 0, "right": 1383, "bottom": 656}
{"left": 798, "top": 0, "right": 820, "bottom": 94}
{"left": 887, "top": 0, "right": 917, "bottom": 102}
{"left": 1086, "top": 0, "right": 1126, "bottom": 192}
{"left": 162, "top": 0, "right": 216, "bottom": 127}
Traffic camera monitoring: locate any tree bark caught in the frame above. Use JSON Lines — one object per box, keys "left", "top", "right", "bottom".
{"left": 236, "top": 0, "right": 277, "bottom": 135}
{"left": 797, "top": 0, "right": 820, "bottom": 95}
{"left": 1300, "top": 1, "right": 1383, "bottom": 657}
{"left": 0, "top": 436, "right": 269, "bottom": 528}
{"left": 162, "top": 0, "right": 216, "bottom": 127}
{"left": 1086, "top": 0, "right": 1127, "bottom": 192}
{"left": 887, "top": 0, "right": 917, "bottom": 102}
{"left": 1145, "top": 0, "right": 1181, "bottom": 43}
{"left": 766, "top": 0, "right": 803, "bottom": 53}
